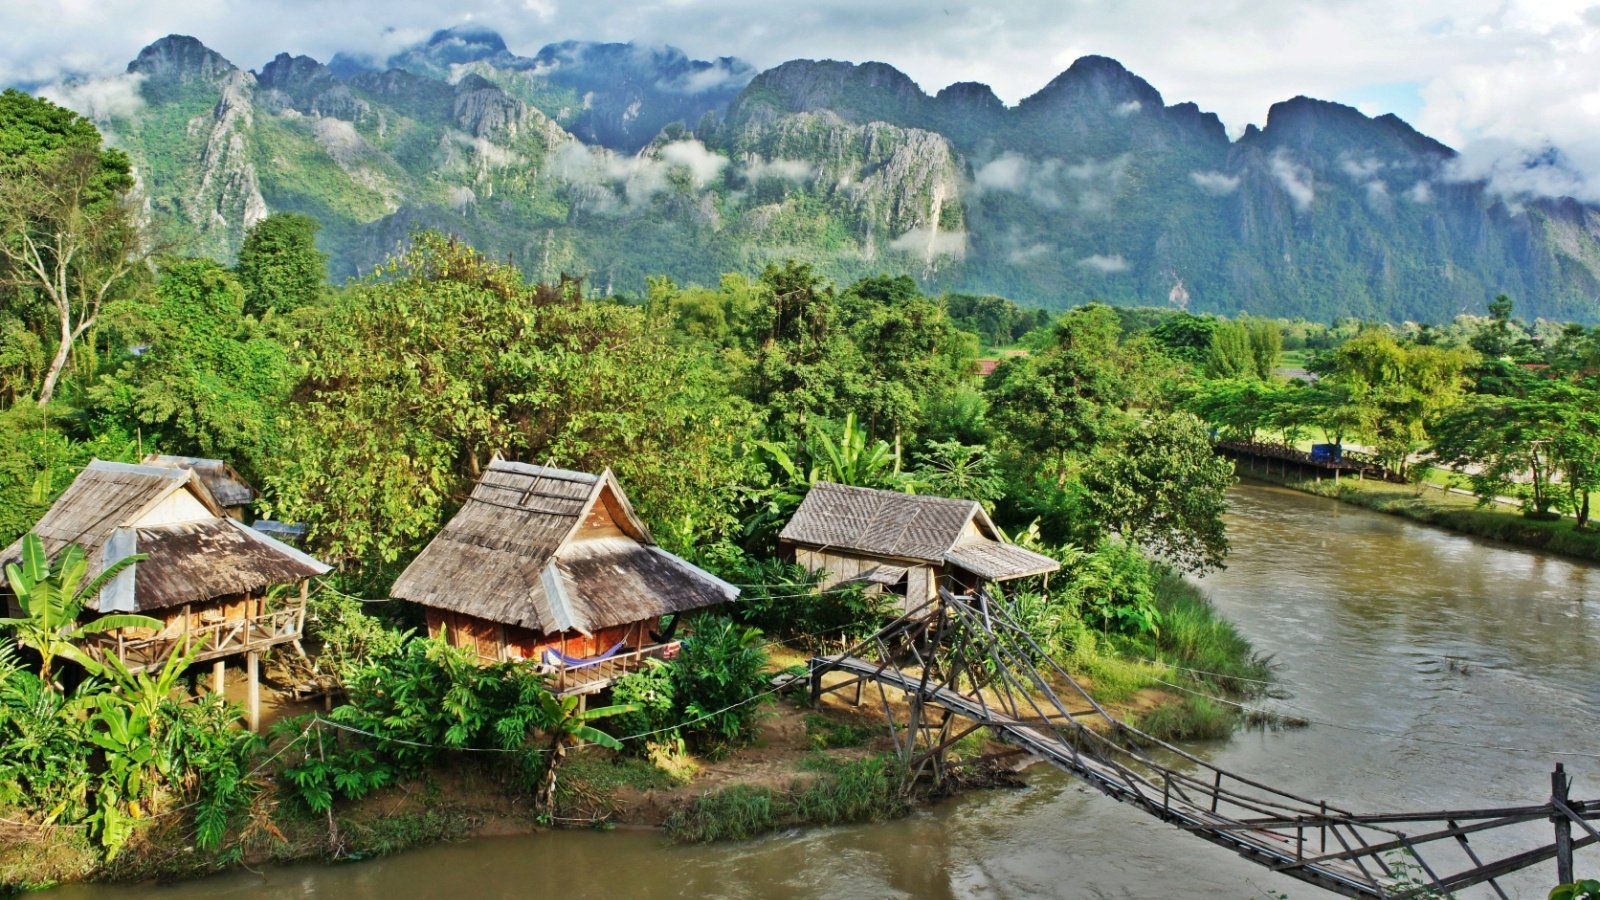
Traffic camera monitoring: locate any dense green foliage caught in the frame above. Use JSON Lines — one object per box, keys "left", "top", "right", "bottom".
{"left": 234, "top": 213, "right": 327, "bottom": 316}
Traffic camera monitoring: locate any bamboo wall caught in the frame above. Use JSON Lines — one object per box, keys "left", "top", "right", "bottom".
{"left": 425, "top": 609, "right": 660, "bottom": 665}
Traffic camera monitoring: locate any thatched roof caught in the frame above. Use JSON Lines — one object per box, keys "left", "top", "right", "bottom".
{"left": 780, "top": 481, "right": 1059, "bottom": 582}
{"left": 1, "top": 460, "right": 329, "bottom": 612}
{"left": 142, "top": 455, "right": 258, "bottom": 509}
{"left": 944, "top": 540, "right": 1059, "bottom": 581}
{"left": 390, "top": 460, "right": 738, "bottom": 635}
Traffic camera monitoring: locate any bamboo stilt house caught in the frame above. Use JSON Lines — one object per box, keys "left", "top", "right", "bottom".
{"left": 390, "top": 460, "right": 740, "bottom": 695}
{"left": 1, "top": 460, "right": 330, "bottom": 675}
{"left": 778, "top": 482, "right": 1060, "bottom": 612}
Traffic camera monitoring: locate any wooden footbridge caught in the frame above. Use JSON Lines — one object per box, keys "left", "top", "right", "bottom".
{"left": 804, "top": 590, "right": 1600, "bottom": 898}
{"left": 1215, "top": 439, "right": 1405, "bottom": 483}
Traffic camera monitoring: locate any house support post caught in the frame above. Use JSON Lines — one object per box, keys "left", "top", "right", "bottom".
{"left": 213, "top": 659, "right": 225, "bottom": 697}
{"left": 247, "top": 651, "right": 261, "bottom": 733}
{"left": 1554, "top": 763, "right": 1574, "bottom": 886}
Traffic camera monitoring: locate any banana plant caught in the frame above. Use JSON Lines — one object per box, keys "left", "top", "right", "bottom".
{"left": 532, "top": 693, "right": 634, "bottom": 813}
{"left": 1, "top": 534, "right": 157, "bottom": 690}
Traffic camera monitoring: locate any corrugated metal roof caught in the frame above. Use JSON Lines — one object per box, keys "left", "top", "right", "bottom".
{"left": 391, "top": 460, "right": 737, "bottom": 635}
{"left": 779, "top": 482, "right": 984, "bottom": 563}
{"left": 944, "top": 539, "right": 1060, "bottom": 581}
{"left": 142, "top": 455, "right": 258, "bottom": 509}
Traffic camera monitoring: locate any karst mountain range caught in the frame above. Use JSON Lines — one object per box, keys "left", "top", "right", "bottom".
{"left": 58, "top": 26, "right": 1600, "bottom": 320}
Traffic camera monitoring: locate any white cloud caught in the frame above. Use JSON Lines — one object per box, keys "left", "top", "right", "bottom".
{"left": 1406, "top": 180, "right": 1434, "bottom": 203}
{"left": 889, "top": 226, "right": 967, "bottom": 260}
{"left": 1270, "top": 152, "right": 1315, "bottom": 211}
{"left": 743, "top": 157, "right": 813, "bottom": 182}
{"left": 657, "top": 139, "right": 728, "bottom": 187}
{"left": 37, "top": 72, "right": 146, "bottom": 124}
{"left": 1339, "top": 155, "right": 1384, "bottom": 180}
{"left": 1189, "top": 169, "right": 1240, "bottom": 195}
{"left": 1363, "top": 178, "right": 1390, "bottom": 208}
{"left": 1078, "top": 253, "right": 1129, "bottom": 273}
{"left": 974, "top": 153, "right": 1030, "bottom": 192}
{"left": 551, "top": 138, "right": 735, "bottom": 211}
{"left": 1008, "top": 243, "right": 1052, "bottom": 263}
{"left": 1114, "top": 99, "right": 1142, "bottom": 116}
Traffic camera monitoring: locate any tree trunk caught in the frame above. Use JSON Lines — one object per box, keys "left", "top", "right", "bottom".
{"left": 37, "top": 321, "right": 73, "bottom": 405}
{"left": 538, "top": 741, "right": 565, "bottom": 813}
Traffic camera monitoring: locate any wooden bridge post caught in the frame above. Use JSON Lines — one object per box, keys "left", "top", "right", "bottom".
{"left": 1554, "top": 763, "right": 1574, "bottom": 886}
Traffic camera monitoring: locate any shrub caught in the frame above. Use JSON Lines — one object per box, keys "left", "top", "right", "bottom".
{"left": 671, "top": 616, "right": 770, "bottom": 752}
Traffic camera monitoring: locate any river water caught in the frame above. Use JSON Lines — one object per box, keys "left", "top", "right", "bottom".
{"left": 53, "top": 482, "right": 1600, "bottom": 898}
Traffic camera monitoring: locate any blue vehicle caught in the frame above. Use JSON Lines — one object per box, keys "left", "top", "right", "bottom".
{"left": 1310, "top": 443, "right": 1343, "bottom": 463}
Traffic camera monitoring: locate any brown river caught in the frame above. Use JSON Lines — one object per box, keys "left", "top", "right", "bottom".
{"left": 52, "top": 482, "right": 1600, "bottom": 898}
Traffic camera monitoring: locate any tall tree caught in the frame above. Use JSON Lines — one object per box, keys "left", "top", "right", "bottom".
{"left": 1080, "top": 411, "right": 1234, "bottom": 573}
{"left": 268, "top": 232, "right": 757, "bottom": 571}
{"left": 0, "top": 92, "right": 143, "bottom": 405}
{"left": 234, "top": 212, "right": 328, "bottom": 316}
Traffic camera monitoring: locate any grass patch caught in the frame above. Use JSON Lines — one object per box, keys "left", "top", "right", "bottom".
{"left": 560, "top": 755, "right": 685, "bottom": 794}
{"left": 1135, "top": 695, "right": 1235, "bottom": 742}
{"left": 804, "top": 713, "right": 880, "bottom": 750}
{"left": 663, "top": 755, "right": 908, "bottom": 843}
{"left": 1249, "top": 469, "right": 1600, "bottom": 564}
{"left": 1138, "top": 571, "right": 1274, "bottom": 693}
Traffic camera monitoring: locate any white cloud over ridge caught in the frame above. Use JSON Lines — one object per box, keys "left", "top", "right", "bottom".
{"left": 889, "top": 226, "right": 967, "bottom": 260}
{"left": 1078, "top": 253, "right": 1129, "bottom": 273}
{"left": 1270, "top": 152, "right": 1315, "bottom": 211}
{"left": 38, "top": 72, "right": 146, "bottom": 124}
{"left": 1189, "top": 170, "right": 1240, "bottom": 195}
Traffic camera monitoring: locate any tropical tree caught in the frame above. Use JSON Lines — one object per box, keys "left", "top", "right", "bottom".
{"left": 1080, "top": 411, "right": 1234, "bottom": 574}
{"left": 234, "top": 212, "right": 328, "bottom": 316}
{"left": 0, "top": 535, "right": 154, "bottom": 688}
{"left": 0, "top": 92, "right": 146, "bottom": 405}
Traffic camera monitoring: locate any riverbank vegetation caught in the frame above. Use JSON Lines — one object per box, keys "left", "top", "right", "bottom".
{"left": 0, "top": 92, "right": 1271, "bottom": 888}
{"left": 1164, "top": 294, "right": 1600, "bottom": 558}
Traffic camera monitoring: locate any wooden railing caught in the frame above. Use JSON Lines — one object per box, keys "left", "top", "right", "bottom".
{"left": 546, "top": 641, "right": 682, "bottom": 696}
{"left": 87, "top": 604, "right": 306, "bottom": 674}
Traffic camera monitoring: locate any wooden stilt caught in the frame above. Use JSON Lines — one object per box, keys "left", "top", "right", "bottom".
{"left": 1554, "top": 764, "right": 1574, "bottom": 886}
{"left": 246, "top": 651, "right": 260, "bottom": 733}
{"left": 213, "top": 658, "right": 225, "bottom": 697}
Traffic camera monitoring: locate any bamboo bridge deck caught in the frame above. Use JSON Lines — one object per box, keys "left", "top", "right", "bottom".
{"left": 804, "top": 591, "right": 1600, "bottom": 898}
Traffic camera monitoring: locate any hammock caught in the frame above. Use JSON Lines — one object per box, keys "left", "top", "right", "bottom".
{"left": 542, "top": 640, "right": 626, "bottom": 670}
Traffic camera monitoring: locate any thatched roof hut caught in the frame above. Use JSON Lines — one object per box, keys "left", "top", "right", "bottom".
{"left": 779, "top": 482, "right": 1058, "bottom": 610}
{"left": 1, "top": 460, "right": 328, "bottom": 613}
{"left": 141, "top": 454, "right": 257, "bottom": 513}
{"left": 391, "top": 460, "right": 738, "bottom": 639}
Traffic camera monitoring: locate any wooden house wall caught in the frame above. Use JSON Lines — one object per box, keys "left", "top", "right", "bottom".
{"left": 426, "top": 609, "right": 660, "bottom": 665}
{"left": 792, "top": 546, "right": 935, "bottom": 613}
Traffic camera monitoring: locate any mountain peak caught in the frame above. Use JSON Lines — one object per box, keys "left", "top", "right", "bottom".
{"left": 935, "top": 81, "right": 1005, "bottom": 116}
{"left": 731, "top": 59, "right": 926, "bottom": 123}
{"left": 1253, "top": 95, "right": 1454, "bottom": 159}
{"left": 1021, "top": 55, "right": 1164, "bottom": 111}
{"left": 426, "top": 24, "right": 507, "bottom": 56}
{"left": 127, "top": 35, "right": 237, "bottom": 83}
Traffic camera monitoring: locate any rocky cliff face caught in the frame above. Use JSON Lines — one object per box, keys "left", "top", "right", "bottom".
{"left": 85, "top": 33, "right": 1600, "bottom": 321}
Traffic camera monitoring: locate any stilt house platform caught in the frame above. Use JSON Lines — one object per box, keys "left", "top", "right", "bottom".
{"left": 779, "top": 481, "right": 1060, "bottom": 610}
{"left": 391, "top": 460, "right": 740, "bottom": 695}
